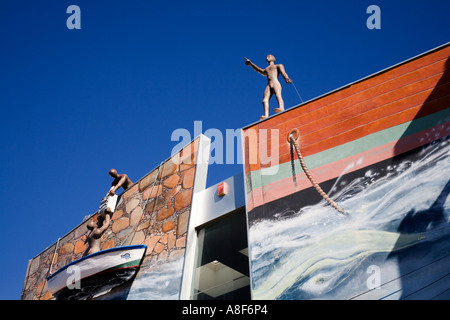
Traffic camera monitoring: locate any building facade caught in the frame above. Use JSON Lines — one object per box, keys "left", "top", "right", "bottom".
{"left": 22, "top": 43, "right": 450, "bottom": 300}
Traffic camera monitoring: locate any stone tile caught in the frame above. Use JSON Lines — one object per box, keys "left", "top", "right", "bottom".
{"left": 139, "top": 169, "right": 159, "bottom": 192}
{"left": 74, "top": 221, "right": 89, "bottom": 238}
{"left": 117, "top": 227, "right": 133, "bottom": 243}
{"left": 163, "top": 174, "right": 180, "bottom": 188}
{"left": 180, "top": 164, "right": 192, "bottom": 172}
{"left": 59, "top": 243, "right": 74, "bottom": 255}
{"left": 130, "top": 206, "right": 143, "bottom": 226}
{"left": 182, "top": 167, "right": 195, "bottom": 189}
{"left": 36, "top": 280, "right": 46, "bottom": 294}
{"left": 156, "top": 207, "right": 174, "bottom": 221}
{"left": 29, "top": 256, "right": 41, "bottom": 275}
{"left": 174, "top": 189, "right": 193, "bottom": 211}
{"left": 167, "top": 232, "right": 175, "bottom": 250}
{"left": 144, "top": 235, "right": 161, "bottom": 255}
{"left": 136, "top": 220, "right": 150, "bottom": 231}
{"left": 122, "top": 183, "right": 139, "bottom": 200}
{"left": 130, "top": 231, "right": 145, "bottom": 245}
{"left": 176, "top": 211, "right": 190, "bottom": 237}
{"left": 164, "top": 185, "right": 181, "bottom": 203}
{"left": 181, "top": 139, "right": 199, "bottom": 164}
{"left": 74, "top": 240, "right": 87, "bottom": 255}
{"left": 159, "top": 154, "right": 179, "bottom": 179}
{"left": 111, "top": 209, "right": 124, "bottom": 220}
{"left": 159, "top": 234, "right": 168, "bottom": 244}
{"left": 162, "top": 220, "right": 175, "bottom": 232}
{"left": 126, "top": 198, "right": 140, "bottom": 215}
{"left": 175, "top": 236, "right": 186, "bottom": 248}
{"left": 153, "top": 196, "right": 166, "bottom": 212}
{"left": 154, "top": 242, "right": 165, "bottom": 254}
{"left": 57, "top": 257, "right": 70, "bottom": 271}
{"left": 101, "top": 239, "right": 115, "bottom": 250}
{"left": 143, "top": 184, "right": 163, "bottom": 200}
{"left": 22, "top": 290, "right": 35, "bottom": 301}
{"left": 112, "top": 217, "right": 129, "bottom": 233}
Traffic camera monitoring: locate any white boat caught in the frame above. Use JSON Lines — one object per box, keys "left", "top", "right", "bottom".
{"left": 47, "top": 244, "right": 147, "bottom": 300}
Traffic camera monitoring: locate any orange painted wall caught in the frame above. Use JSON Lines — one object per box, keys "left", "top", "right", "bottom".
{"left": 243, "top": 44, "right": 450, "bottom": 174}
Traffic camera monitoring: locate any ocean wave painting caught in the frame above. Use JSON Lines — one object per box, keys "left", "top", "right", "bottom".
{"left": 249, "top": 139, "right": 450, "bottom": 300}
{"left": 127, "top": 255, "right": 185, "bottom": 300}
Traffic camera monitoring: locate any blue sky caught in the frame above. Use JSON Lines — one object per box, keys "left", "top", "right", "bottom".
{"left": 0, "top": 0, "right": 448, "bottom": 299}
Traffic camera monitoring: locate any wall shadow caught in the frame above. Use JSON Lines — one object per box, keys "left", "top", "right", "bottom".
{"left": 388, "top": 180, "right": 450, "bottom": 299}
{"left": 388, "top": 49, "right": 450, "bottom": 300}
{"left": 393, "top": 54, "right": 450, "bottom": 160}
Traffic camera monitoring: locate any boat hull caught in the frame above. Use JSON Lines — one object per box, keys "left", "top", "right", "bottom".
{"left": 47, "top": 245, "right": 147, "bottom": 300}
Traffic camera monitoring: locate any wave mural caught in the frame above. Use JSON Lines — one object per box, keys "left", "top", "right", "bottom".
{"left": 127, "top": 255, "right": 185, "bottom": 300}
{"left": 249, "top": 139, "right": 450, "bottom": 300}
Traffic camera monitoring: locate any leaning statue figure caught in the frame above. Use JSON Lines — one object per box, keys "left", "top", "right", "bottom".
{"left": 108, "top": 168, "right": 133, "bottom": 196}
{"left": 97, "top": 168, "right": 133, "bottom": 219}
{"left": 245, "top": 54, "right": 291, "bottom": 120}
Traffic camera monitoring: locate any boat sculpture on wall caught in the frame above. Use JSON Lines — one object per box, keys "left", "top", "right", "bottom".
{"left": 47, "top": 244, "right": 147, "bottom": 300}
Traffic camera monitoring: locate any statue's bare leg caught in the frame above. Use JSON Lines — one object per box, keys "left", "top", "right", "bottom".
{"left": 273, "top": 87, "right": 285, "bottom": 113}
{"left": 260, "top": 86, "right": 272, "bottom": 120}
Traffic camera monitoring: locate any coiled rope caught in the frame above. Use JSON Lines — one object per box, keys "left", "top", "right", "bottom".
{"left": 288, "top": 130, "right": 346, "bottom": 215}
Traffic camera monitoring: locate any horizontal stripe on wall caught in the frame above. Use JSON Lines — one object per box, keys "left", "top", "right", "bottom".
{"left": 245, "top": 111, "right": 450, "bottom": 212}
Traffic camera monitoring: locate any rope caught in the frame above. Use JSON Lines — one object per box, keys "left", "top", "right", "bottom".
{"left": 290, "top": 80, "right": 304, "bottom": 104}
{"left": 34, "top": 237, "right": 60, "bottom": 298}
{"left": 48, "top": 238, "right": 61, "bottom": 276}
{"left": 120, "top": 163, "right": 163, "bottom": 246}
{"left": 289, "top": 133, "right": 346, "bottom": 215}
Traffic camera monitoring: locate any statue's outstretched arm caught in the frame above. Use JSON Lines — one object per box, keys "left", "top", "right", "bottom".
{"left": 109, "top": 175, "right": 127, "bottom": 195}
{"left": 245, "top": 57, "right": 266, "bottom": 76}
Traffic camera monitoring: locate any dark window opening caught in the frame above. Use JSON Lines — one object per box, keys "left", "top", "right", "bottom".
{"left": 191, "top": 208, "right": 251, "bottom": 300}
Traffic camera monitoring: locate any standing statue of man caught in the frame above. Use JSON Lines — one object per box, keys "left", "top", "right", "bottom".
{"left": 245, "top": 54, "right": 292, "bottom": 120}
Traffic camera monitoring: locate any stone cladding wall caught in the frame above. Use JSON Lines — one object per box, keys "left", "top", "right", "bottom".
{"left": 21, "top": 138, "right": 199, "bottom": 300}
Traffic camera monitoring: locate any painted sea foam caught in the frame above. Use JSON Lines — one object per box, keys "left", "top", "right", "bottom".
{"left": 249, "top": 139, "right": 450, "bottom": 300}
{"left": 127, "top": 255, "right": 185, "bottom": 300}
